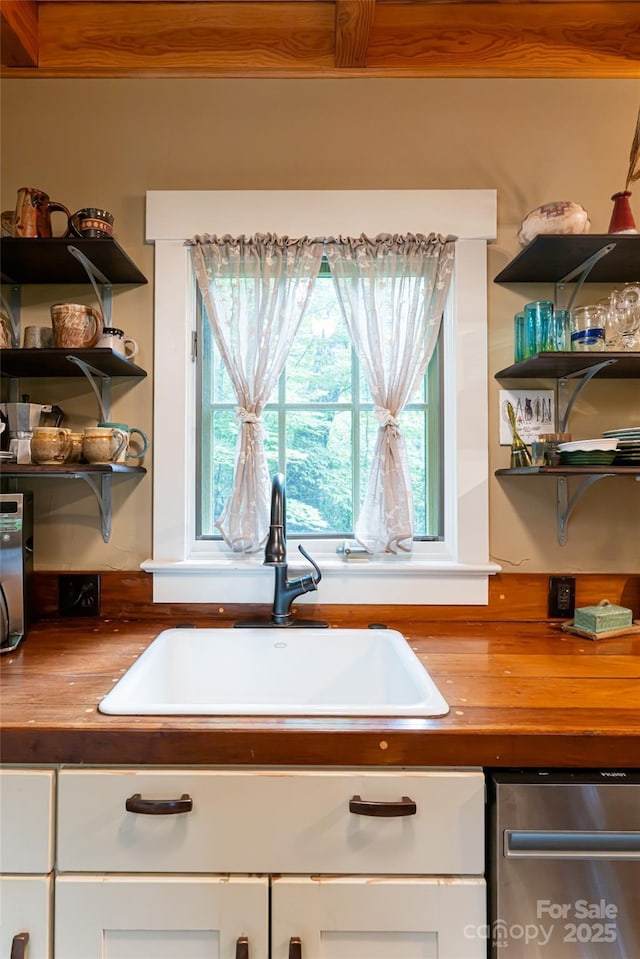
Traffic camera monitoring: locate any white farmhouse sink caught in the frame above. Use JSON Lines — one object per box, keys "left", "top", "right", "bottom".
{"left": 99, "top": 627, "right": 449, "bottom": 717}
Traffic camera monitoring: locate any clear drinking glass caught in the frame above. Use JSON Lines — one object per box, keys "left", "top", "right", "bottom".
{"left": 617, "top": 284, "right": 640, "bottom": 351}
{"left": 550, "top": 309, "right": 570, "bottom": 351}
{"left": 570, "top": 305, "right": 606, "bottom": 351}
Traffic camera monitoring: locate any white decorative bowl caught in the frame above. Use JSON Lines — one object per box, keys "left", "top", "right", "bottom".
{"left": 517, "top": 201, "right": 591, "bottom": 246}
{"left": 558, "top": 438, "right": 619, "bottom": 452}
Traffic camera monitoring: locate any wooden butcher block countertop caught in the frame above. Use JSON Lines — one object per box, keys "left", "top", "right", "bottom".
{"left": 1, "top": 614, "right": 639, "bottom": 768}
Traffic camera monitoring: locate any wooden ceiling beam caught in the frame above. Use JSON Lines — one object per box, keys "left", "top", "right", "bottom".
{"left": 335, "top": 0, "right": 376, "bottom": 68}
{"left": 0, "top": 0, "right": 38, "bottom": 67}
{"left": 1, "top": 1, "right": 638, "bottom": 78}
{"left": 369, "top": 1, "right": 640, "bottom": 79}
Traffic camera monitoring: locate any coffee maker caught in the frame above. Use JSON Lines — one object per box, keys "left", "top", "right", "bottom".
{"left": 0, "top": 492, "right": 34, "bottom": 652}
{"left": 0, "top": 401, "right": 51, "bottom": 463}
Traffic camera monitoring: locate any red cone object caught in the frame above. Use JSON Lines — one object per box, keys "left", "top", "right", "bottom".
{"left": 608, "top": 191, "right": 638, "bottom": 234}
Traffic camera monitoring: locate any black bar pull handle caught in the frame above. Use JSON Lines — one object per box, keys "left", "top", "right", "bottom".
{"left": 349, "top": 794, "right": 417, "bottom": 817}
{"left": 236, "top": 935, "right": 249, "bottom": 959}
{"left": 11, "top": 932, "right": 29, "bottom": 959}
{"left": 289, "top": 937, "right": 302, "bottom": 959}
{"left": 125, "top": 793, "right": 193, "bottom": 815}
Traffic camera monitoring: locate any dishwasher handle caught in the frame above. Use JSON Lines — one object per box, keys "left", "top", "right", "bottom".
{"left": 505, "top": 829, "right": 640, "bottom": 859}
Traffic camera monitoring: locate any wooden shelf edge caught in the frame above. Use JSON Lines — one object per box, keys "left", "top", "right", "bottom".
{"left": 0, "top": 464, "right": 146, "bottom": 476}
{"left": 0, "top": 348, "right": 147, "bottom": 379}
{"left": 495, "top": 352, "right": 640, "bottom": 380}
{"left": 496, "top": 467, "right": 640, "bottom": 476}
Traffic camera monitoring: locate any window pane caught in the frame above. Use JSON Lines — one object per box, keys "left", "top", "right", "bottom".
{"left": 209, "top": 409, "right": 235, "bottom": 527}
{"left": 201, "top": 307, "right": 235, "bottom": 404}
{"left": 286, "top": 278, "right": 351, "bottom": 403}
{"left": 284, "top": 410, "right": 353, "bottom": 534}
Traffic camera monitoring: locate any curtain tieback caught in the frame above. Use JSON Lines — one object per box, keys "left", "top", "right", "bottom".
{"left": 236, "top": 407, "right": 259, "bottom": 424}
{"left": 375, "top": 406, "right": 399, "bottom": 432}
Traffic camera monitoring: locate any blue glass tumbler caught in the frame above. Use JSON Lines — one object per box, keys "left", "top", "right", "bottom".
{"left": 524, "top": 300, "right": 555, "bottom": 354}
{"left": 513, "top": 312, "right": 527, "bottom": 362}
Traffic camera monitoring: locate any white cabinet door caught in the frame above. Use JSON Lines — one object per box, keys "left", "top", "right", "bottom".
{"left": 272, "top": 876, "right": 486, "bottom": 959}
{"left": 0, "top": 876, "right": 52, "bottom": 959}
{"left": 55, "top": 875, "right": 268, "bottom": 959}
{"left": 0, "top": 769, "right": 55, "bottom": 873}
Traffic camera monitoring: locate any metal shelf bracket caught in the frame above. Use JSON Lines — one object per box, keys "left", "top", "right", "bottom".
{"left": 557, "top": 358, "right": 618, "bottom": 433}
{"left": 65, "top": 355, "right": 111, "bottom": 421}
{"left": 68, "top": 471, "right": 113, "bottom": 542}
{"left": 556, "top": 473, "right": 613, "bottom": 546}
{"left": 555, "top": 242, "right": 616, "bottom": 312}
{"left": 0, "top": 285, "right": 20, "bottom": 348}
{"left": 66, "top": 244, "right": 113, "bottom": 326}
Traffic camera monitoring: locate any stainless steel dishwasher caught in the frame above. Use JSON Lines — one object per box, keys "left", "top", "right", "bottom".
{"left": 488, "top": 770, "right": 640, "bottom": 957}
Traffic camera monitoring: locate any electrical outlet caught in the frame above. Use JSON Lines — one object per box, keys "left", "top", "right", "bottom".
{"left": 58, "top": 574, "right": 101, "bottom": 616}
{"left": 548, "top": 575, "right": 576, "bottom": 619}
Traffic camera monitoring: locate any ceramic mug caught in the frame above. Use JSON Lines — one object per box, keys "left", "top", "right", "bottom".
{"left": 98, "top": 327, "right": 138, "bottom": 359}
{"left": 64, "top": 432, "right": 84, "bottom": 464}
{"left": 14, "top": 186, "right": 72, "bottom": 238}
{"left": 51, "top": 303, "right": 103, "bottom": 349}
{"left": 1, "top": 210, "right": 15, "bottom": 236}
{"left": 31, "top": 427, "right": 72, "bottom": 464}
{"left": 69, "top": 207, "right": 114, "bottom": 238}
{"left": 0, "top": 316, "right": 12, "bottom": 349}
{"left": 82, "top": 426, "right": 128, "bottom": 464}
{"left": 23, "top": 325, "right": 54, "bottom": 349}
{"left": 98, "top": 421, "right": 149, "bottom": 462}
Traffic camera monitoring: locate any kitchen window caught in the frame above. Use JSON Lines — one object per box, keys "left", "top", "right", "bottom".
{"left": 196, "top": 265, "right": 443, "bottom": 543}
{"left": 143, "top": 190, "right": 499, "bottom": 605}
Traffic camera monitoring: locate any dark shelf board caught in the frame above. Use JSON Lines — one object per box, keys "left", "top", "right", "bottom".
{"left": 0, "top": 348, "right": 147, "bottom": 378}
{"left": 0, "top": 464, "right": 146, "bottom": 476}
{"left": 496, "top": 466, "right": 640, "bottom": 476}
{"left": 494, "top": 234, "right": 640, "bottom": 285}
{"left": 495, "top": 351, "right": 640, "bottom": 380}
{"left": 0, "top": 237, "right": 147, "bottom": 285}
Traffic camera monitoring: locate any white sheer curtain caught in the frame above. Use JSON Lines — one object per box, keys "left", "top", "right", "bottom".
{"left": 189, "top": 234, "right": 323, "bottom": 552}
{"left": 325, "top": 233, "right": 456, "bottom": 554}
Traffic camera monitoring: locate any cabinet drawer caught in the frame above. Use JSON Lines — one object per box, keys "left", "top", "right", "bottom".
{"left": 57, "top": 768, "right": 484, "bottom": 874}
{"left": 0, "top": 769, "right": 55, "bottom": 873}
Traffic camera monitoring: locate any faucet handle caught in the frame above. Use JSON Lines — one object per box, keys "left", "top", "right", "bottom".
{"left": 298, "top": 544, "right": 322, "bottom": 584}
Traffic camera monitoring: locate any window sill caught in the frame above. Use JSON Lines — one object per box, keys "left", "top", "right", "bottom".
{"left": 141, "top": 557, "right": 501, "bottom": 606}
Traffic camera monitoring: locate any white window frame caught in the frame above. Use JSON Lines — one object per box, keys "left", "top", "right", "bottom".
{"left": 143, "top": 190, "right": 500, "bottom": 605}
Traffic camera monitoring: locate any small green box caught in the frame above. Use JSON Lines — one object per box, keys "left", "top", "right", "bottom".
{"left": 573, "top": 600, "right": 633, "bottom": 634}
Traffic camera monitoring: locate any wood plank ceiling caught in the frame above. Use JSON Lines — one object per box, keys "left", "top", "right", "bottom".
{"left": 1, "top": 0, "right": 639, "bottom": 79}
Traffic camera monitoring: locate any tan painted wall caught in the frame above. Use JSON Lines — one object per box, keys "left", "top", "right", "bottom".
{"left": 1, "top": 78, "right": 639, "bottom": 573}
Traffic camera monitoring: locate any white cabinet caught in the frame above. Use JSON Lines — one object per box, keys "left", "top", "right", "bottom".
{"left": 1, "top": 765, "right": 486, "bottom": 957}
{"left": 55, "top": 767, "right": 486, "bottom": 959}
{"left": 55, "top": 875, "right": 268, "bottom": 959}
{"left": 272, "top": 876, "right": 486, "bottom": 959}
{"left": 0, "top": 770, "right": 55, "bottom": 959}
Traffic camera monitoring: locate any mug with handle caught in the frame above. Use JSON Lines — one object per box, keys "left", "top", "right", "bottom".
{"left": 82, "top": 426, "right": 128, "bottom": 464}
{"left": 98, "top": 421, "right": 149, "bottom": 463}
{"left": 50, "top": 303, "right": 103, "bottom": 349}
{"left": 98, "top": 327, "right": 138, "bottom": 359}
{"left": 14, "top": 186, "right": 72, "bottom": 238}
{"left": 69, "top": 207, "right": 114, "bottom": 238}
